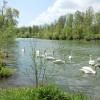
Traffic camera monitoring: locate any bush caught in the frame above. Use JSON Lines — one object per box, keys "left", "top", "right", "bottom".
{"left": 38, "top": 86, "right": 70, "bottom": 100}
{"left": 0, "top": 67, "right": 15, "bottom": 78}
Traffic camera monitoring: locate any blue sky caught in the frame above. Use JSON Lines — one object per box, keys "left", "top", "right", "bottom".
{"left": 8, "top": 0, "right": 54, "bottom": 26}
{"left": 8, "top": 0, "right": 100, "bottom": 27}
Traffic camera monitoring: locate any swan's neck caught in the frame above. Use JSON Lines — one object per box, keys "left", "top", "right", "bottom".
{"left": 53, "top": 51, "right": 54, "bottom": 56}
{"left": 90, "top": 55, "right": 92, "bottom": 60}
{"left": 44, "top": 51, "right": 47, "bottom": 57}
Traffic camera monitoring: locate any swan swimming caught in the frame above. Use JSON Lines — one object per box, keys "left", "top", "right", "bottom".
{"left": 53, "top": 59, "right": 65, "bottom": 64}
{"left": 68, "top": 51, "right": 73, "bottom": 63}
{"left": 68, "top": 55, "right": 72, "bottom": 62}
{"left": 35, "top": 50, "right": 46, "bottom": 58}
{"left": 89, "top": 55, "right": 95, "bottom": 66}
{"left": 45, "top": 56, "right": 56, "bottom": 60}
{"left": 21, "top": 48, "right": 25, "bottom": 52}
{"left": 45, "top": 51, "right": 55, "bottom": 60}
{"left": 36, "top": 50, "right": 40, "bottom": 57}
{"left": 79, "top": 66, "right": 96, "bottom": 74}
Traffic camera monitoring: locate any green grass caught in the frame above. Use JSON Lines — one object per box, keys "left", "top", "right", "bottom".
{"left": 0, "top": 67, "right": 15, "bottom": 78}
{"left": 0, "top": 86, "right": 88, "bottom": 100}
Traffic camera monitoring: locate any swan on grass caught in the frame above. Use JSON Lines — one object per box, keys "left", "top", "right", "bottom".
{"left": 89, "top": 55, "right": 95, "bottom": 66}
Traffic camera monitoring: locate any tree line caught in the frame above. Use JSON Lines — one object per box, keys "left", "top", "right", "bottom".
{"left": 17, "top": 7, "right": 100, "bottom": 40}
{"left": 0, "top": 1, "right": 100, "bottom": 41}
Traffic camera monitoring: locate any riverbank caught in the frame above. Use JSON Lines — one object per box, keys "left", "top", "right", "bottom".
{"left": 0, "top": 85, "right": 87, "bottom": 100}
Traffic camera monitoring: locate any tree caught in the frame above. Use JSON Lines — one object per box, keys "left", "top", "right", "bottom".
{"left": 54, "top": 16, "right": 66, "bottom": 39}
{"left": 64, "top": 14, "right": 73, "bottom": 39}
{"left": 5, "top": 8, "right": 19, "bottom": 26}
{"left": 96, "top": 12, "right": 100, "bottom": 34}
{"left": 0, "top": 0, "right": 19, "bottom": 47}
{"left": 72, "top": 11, "right": 84, "bottom": 39}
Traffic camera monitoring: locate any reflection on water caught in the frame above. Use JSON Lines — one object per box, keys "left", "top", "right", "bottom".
{"left": 0, "top": 38, "right": 100, "bottom": 99}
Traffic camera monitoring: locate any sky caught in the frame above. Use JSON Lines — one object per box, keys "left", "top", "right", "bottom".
{"left": 7, "top": 0, "right": 100, "bottom": 27}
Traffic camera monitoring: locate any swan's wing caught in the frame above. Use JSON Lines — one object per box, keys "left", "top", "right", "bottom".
{"left": 79, "top": 68, "right": 90, "bottom": 73}
{"left": 46, "top": 56, "right": 55, "bottom": 60}
{"left": 80, "top": 67, "right": 96, "bottom": 74}
{"left": 82, "top": 67, "right": 93, "bottom": 71}
{"left": 53, "top": 59, "right": 65, "bottom": 64}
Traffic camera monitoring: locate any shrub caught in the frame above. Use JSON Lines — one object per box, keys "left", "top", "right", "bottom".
{"left": 38, "top": 86, "right": 70, "bottom": 100}
{"left": 0, "top": 67, "right": 15, "bottom": 78}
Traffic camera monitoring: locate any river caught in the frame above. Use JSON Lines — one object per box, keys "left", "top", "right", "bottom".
{"left": 0, "top": 38, "right": 100, "bottom": 99}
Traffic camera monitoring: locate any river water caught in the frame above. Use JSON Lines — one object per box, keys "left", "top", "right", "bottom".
{"left": 0, "top": 38, "right": 100, "bottom": 99}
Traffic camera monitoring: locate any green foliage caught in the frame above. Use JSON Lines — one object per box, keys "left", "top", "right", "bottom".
{"left": 38, "top": 86, "right": 70, "bottom": 100}
{"left": 0, "top": 86, "right": 88, "bottom": 100}
{"left": 0, "top": 67, "right": 15, "bottom": 78}
{"left": 17, "top": 7, "right": 100, "bottom": 41}
{"left": 0, "top": 0, "right": 19, "bottom": 48}
{"left": 0, "top": 50, "right": 15, "bottom": 79}
{"left": 0, "top": 51, "right": 6, "bottom": 66}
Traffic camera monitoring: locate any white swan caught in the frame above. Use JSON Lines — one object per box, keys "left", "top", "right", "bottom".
{"left": 21, "top": 48, "right": 25, "bottom": 52}
{"left": 39, "top": 52, "right": 46, "bottom": 58}
{"left": 89, "top": 55, "right": 95, "bottom": 66}
{"left": 36, "top": 50, "right": 46, "bottom": 58}
{"left": 45, "top": 56, "right": 56, "bottom": 60}
{"left": 53, "top": 59, "right": 65, "bottom": 64}
{"left": 79, "top": 66, "right": 96, "bottom": 74}
{"left": 68, "top": 55, "right": 72, "bottom": 62}
{"left": 45, "top": 51, "right": 55, "bottom": 60}
{"left": 36, "top": 50, "right": 40, "bottom": 57}
{"left": 68, "top": 55, "right": 72, "bottom": 60}
{"left": 68, "top": 51, "right": 73, "bottom": 63}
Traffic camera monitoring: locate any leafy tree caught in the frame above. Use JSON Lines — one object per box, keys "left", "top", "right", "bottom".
{"left": 0, "top": 0, "right": 19, "bottom": 47}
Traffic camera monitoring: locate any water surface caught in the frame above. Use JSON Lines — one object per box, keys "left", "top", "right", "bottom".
{"left": 0, "top": 38, "right": 100, "bottom": 99}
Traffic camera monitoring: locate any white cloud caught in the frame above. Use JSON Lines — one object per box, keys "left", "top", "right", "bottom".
{"left": 30, "top": 0, "right": 100, "bottom": 26}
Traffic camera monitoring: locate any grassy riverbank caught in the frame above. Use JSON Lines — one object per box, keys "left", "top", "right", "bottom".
{"left": 0, "top": 51, "right": 16, "bottom": 79}
{"left": 0, "top": 86, "right": 87, "bottom": 100}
